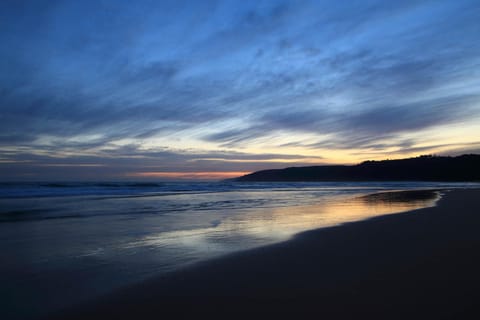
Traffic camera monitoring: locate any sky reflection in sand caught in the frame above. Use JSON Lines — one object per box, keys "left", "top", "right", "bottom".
{"left": 126, "top": 191, "right": 439, "bottom": 259}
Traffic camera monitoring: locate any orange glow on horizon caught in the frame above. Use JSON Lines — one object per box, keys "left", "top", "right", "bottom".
{"left": 128, "top": 171, "right": 251, "bottom": 180}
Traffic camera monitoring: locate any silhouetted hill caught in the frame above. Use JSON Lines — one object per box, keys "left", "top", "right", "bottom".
{"left": 235, "top": 154, "right": 480, "bottom": 182}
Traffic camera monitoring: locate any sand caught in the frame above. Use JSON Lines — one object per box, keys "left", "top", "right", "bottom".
{"left": 49, "top": 189, "right": 480, "bottom": 319}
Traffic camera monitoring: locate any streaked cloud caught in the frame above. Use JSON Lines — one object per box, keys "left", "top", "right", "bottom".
{"left": 1, "top": 0, "right": 479, "bottom": 180}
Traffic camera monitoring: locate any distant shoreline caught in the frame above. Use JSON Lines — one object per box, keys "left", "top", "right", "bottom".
{"left": 235, "top": 154, "right": 480, "bottom": 182}
{"left": 50, "top": 188, "right": 480, "bottom": 319}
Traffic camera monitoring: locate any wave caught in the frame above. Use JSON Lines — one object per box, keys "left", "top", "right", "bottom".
{"left": 39, "top": 182, "right": 166, "bottom": 188}
{"left": 0, "top": 182, "right": 170, "bottom": 199}
{"left": 1, "top": 180, "right": 479, "bottom": 200}
{"left": 0, "top": 196, "right": 280, "bottom": 223}
{"left": 2, "top": 181, "right": 476, "bottom": 224}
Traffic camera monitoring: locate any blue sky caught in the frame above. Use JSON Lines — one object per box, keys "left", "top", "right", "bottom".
{"left": 1, "top": 0, "right": 479, "bottom": 180}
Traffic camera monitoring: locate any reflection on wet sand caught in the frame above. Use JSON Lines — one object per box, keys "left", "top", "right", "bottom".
{"left": 128, "top": 190, "right": 440, "bottom": 262}
{"left": 238, "top": 189, "right": 440, "bottom": 240}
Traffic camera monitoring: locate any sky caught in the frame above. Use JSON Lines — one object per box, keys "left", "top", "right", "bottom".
{"left": 1, "top": 0, "right": 479, "bottom": 181}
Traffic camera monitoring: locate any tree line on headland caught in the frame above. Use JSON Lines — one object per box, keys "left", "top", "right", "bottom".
{"left": 234, "top": 154, "right": 480, "bottom": 182}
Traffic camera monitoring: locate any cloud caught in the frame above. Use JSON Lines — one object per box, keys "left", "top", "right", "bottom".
{"left": 205, "top": 93, "right": 479, "bottom": 149}
{"left": 0, "top": 143, "right": 325, "bottom": 180}
{"left": 1, "top": 0, "right": 480, "bottom": 179}
{"left": 342, "top": 94, "right": 479, "bottom": 135}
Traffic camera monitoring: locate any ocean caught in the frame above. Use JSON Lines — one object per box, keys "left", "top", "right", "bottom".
{"left": 1, "top": 181, "right": 479, "bottom": 319}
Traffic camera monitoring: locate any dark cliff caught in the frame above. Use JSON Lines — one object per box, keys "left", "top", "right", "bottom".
{"left": 235, "top": 154, "right": 480, "bottom": 182}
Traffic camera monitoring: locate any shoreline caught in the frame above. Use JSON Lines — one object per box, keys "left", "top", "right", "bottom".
{"left": 49, "top": 188, "right": 480, "bottom": 319}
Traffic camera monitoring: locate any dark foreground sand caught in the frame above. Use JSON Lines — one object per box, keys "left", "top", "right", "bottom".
{"left": 51, "top": 189, "right": 480, "bottom": 320}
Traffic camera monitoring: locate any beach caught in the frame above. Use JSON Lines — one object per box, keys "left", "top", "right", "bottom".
{"left": 50, "top": 188, "right": 480, "bottom": 319}
{"left": 3, "top": 181, "right": 456, "bottom": 319}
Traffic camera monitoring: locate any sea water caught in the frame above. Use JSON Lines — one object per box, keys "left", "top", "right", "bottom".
{"left": 1, "top": 181, "right": 478, "bottom": 319}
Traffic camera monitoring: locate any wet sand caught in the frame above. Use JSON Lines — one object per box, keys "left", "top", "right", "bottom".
{"left": 50, "top": 189, "right": 480, "bottom": 319}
